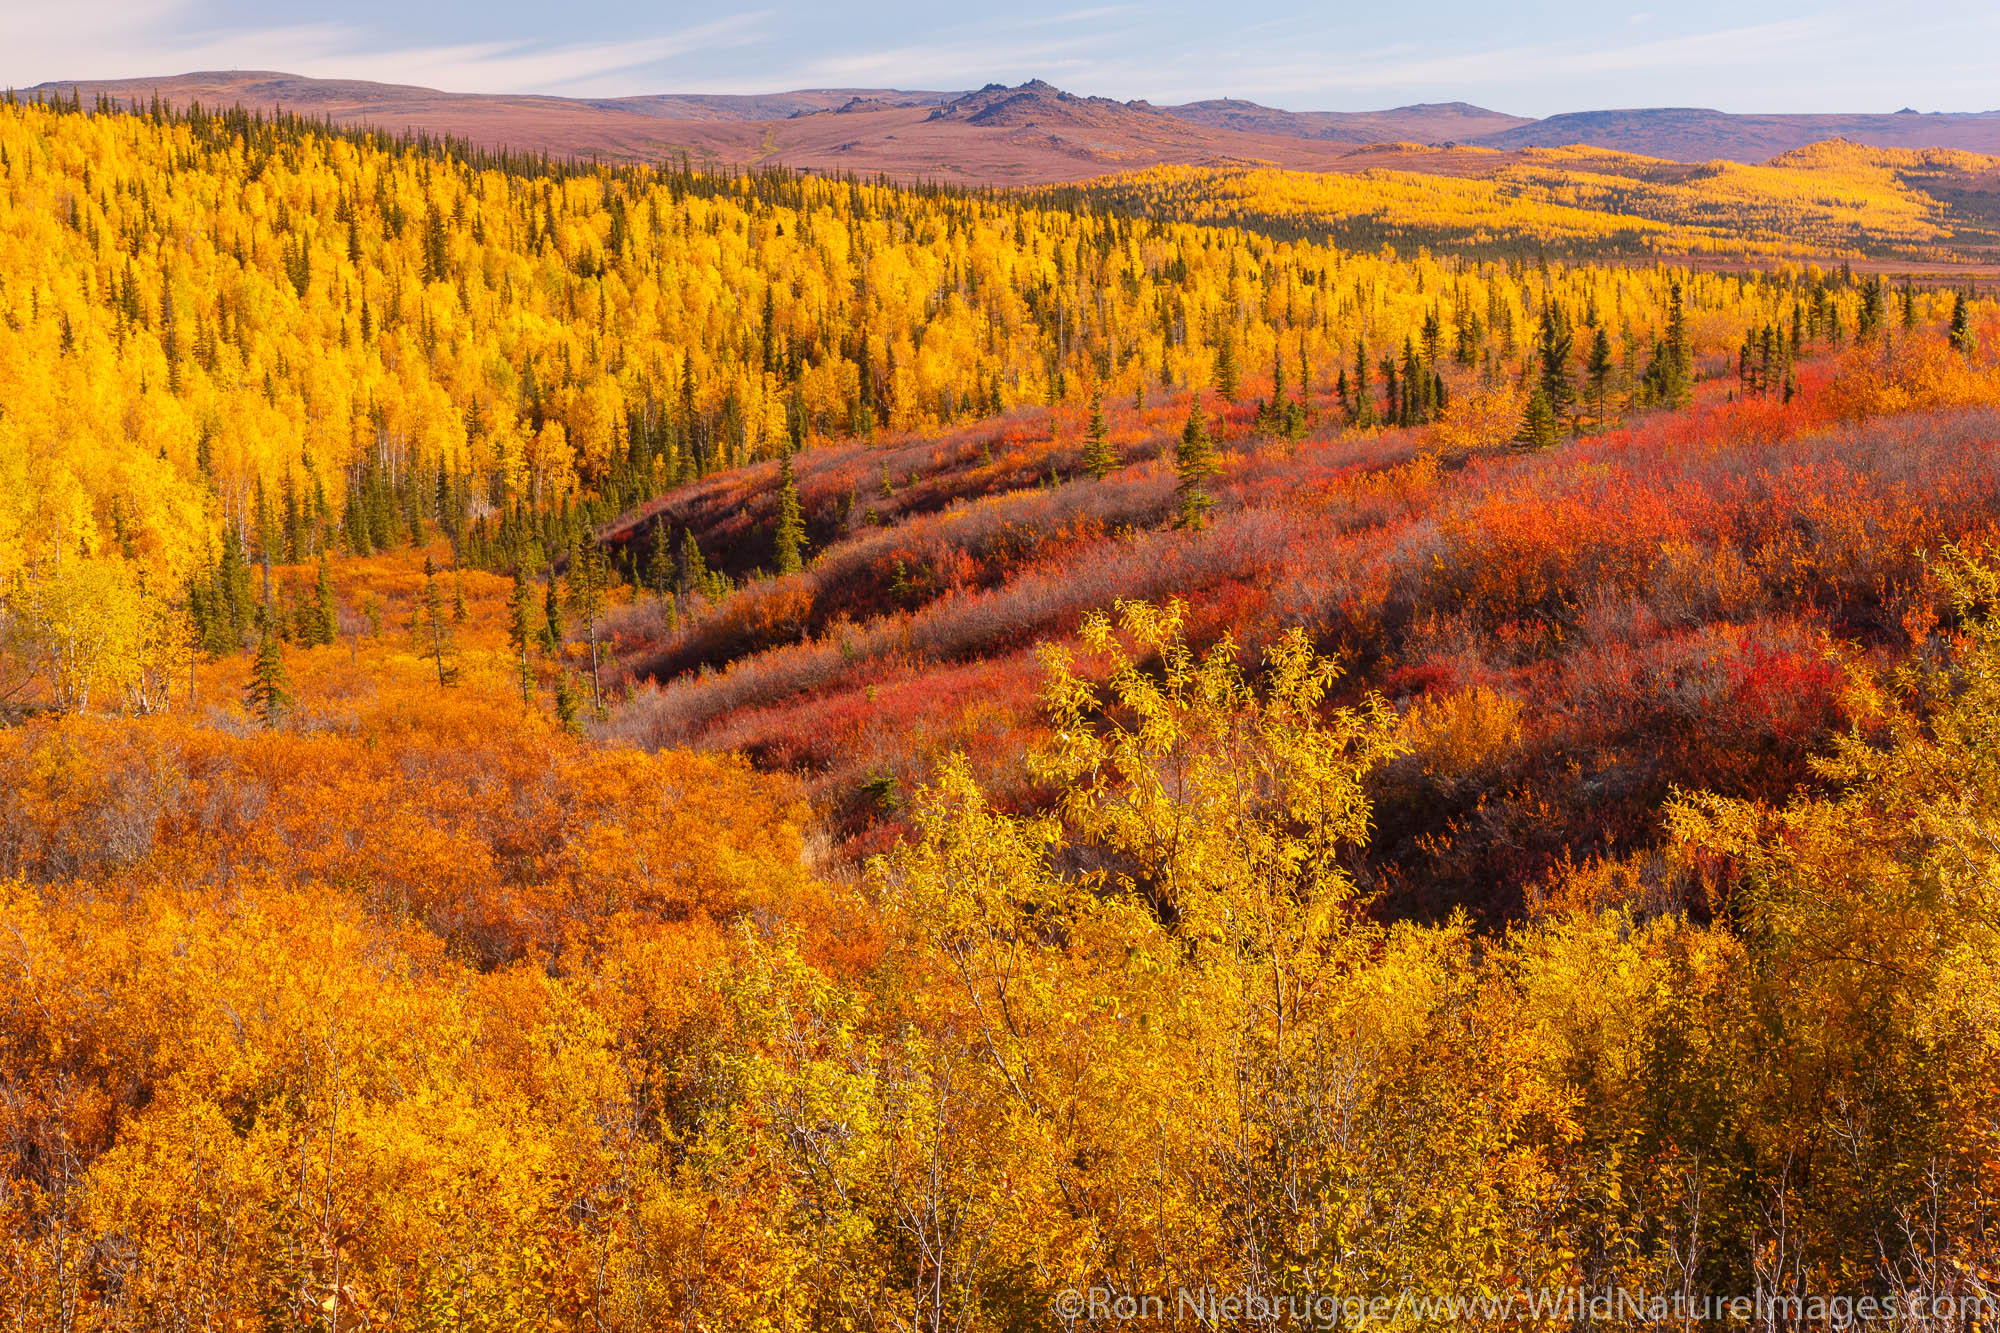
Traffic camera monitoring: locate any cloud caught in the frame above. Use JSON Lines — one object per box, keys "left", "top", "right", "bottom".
{"left": 750, "top": 9, "right": 1139, "bottom": 93}
{"left": 5, "top": 0, "right": 1994, "bottom": 117}
{"left": 1217, "top": 18, "right": 1841, "bottom": 100}
{"left": 608, "top": 10, "right": 1868, "bottom": 116}
{"left": 0, "top": 0, "right": 769, "bottom": 96}
{"left": 653, "top": 5, "right": 1209, "bottom": 98}
{"left": 996, "top": 15, "right": 1864, "bottom": 113}
{"left": 314, "top": 19, "right": 772, "bottom": 97}
{"left": 4, "top": 0, "right": 340, "bottom": 86}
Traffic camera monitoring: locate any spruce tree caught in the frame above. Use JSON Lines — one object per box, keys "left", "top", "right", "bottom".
{"left": 1667, "top": 284, "right": 1692, "bottom": 395}
{"left": 678, "top": 528, "right": 709, "bottom": 598}
{"left": 416, "top": 555, "right": 459, "bottom": 687}
{"left": 1082, "top": 393, "right": 1116, "bottom": 480}
{"left": 1215, "top": 332, "right": 1240, "bottom": 403}
{"left": 1585, "top": 327, "right": 1614, "bottom": 430}
{"left": 1350, "top": 338, "right": 1375, "bottom": 427}
{"left": 1399, "top": 338, "right": 1426, "bottom": 426}
{"left": 646, "top": 531, "right": 674, "bottom": 595}
{"left": 1858, "top": 276, "right": 1886, "bottom": 343}
{"left": 253, "top": 476, "right": 276, "bottom": 609}
{"left": 1642, "top": 284, "right": 1694, "bottom": 410}
{"left": 773, "top": 451, "right": 805, "bottom": 575}
{"left": 311, "top": 554, "right": 338, "bottom": 646}
{"left": 540, "top": 571, "right": 563, "bottom": 654}
{"left": 507, "top": 571, "right": 537, "bottom": 705}
{"left": 244, "top": 622, "right": 290, "bottom": 728}
{"left": 344, "top": 486, "right": 372, "bottom": 556}
{"left": 553, "top": 674, "right": 582, "bottom": 735}
{"left": 1263, "top": 346, "right": 1289, "bottom": 432}
{"left": 1295, "top": 334, "right": 1314, "bottom": 429}
{"left": 1537, "top": 306, "right": 1576, "bottom": 428}
{"left": 1951, "top": 292, "right": 1973, "bottom": 356}
{"left": 1175, "top": 401, "right": 1219, "bottom": 530}
{"left": 215, "top": 526, "right": 254, "bottom": 648}
{"left": 566, "top": 541, "right": 608, "bottom": 714}
{"left": 1517, "top": 383, "right": 1559, "bottom": 449}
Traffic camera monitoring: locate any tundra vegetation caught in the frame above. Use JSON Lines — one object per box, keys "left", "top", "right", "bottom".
{"left": 4, "top": 91, "right": 2000, "bottom": 1327}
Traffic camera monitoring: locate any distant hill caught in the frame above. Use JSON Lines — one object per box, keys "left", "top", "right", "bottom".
{"left": 25, "top": 70, "right": 738, "bottom": 161}
{"left": 930, "top": 79, "right": 1168, "bottom": 129}
{"left": 21, "top": 71, "right": 2000, "bottom": 184}
{"left": 21, "top": 71, "right": 964, "bottom": 164}
{"left": 1161, "top": 98, "right": 1533, "bottom": 144}
{"left": 21, "top": 73, "right": 1462, "bottom": 181}
{"left": 1478, "top": 107, "right": 2000, "bottom": 162}
{"left": 589, "top": 89, "right": 958, "bottom": 121}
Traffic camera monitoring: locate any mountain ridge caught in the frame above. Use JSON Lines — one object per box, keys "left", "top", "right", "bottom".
{"left": 22, "top": 71, "right": 2000, "bottom": 179}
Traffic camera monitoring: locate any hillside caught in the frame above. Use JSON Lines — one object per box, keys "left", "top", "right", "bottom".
{"left": 26, "top": 70, "right": 2000, "bottom": 183}
{"left": 22, "top": 72, "right": 1437, "bottom": 180}
{"left": 1062, "top": 144, "right": 2000, "bottom": 261}
{"left": 1482, "top": 105, "right": 2000, "bottom": 162}
{"left": 592, "top": 88, "right": 956, "bottom": 120}
{"left": 593, "top": 327, "right": 2000, "bottom": 904}
{"left": 1161, "top": 97, "right": 1534, "bottom": 143}
{"left": 10, "top": 91, "right": 2000, "bottom": 1329}
{"left": 0, "top": 91, "right": 1990, "bottom": 740}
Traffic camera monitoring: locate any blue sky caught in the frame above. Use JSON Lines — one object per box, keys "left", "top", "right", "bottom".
{"left": 5, "top": 0, "right": 1997, "bottom": 118}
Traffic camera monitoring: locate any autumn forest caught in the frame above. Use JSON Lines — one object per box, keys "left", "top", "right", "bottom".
{"left": 7, "top": 82, "right": 2000, "bottom": 1328}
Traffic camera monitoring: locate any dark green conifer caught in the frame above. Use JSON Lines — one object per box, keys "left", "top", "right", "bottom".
{"left": 416, "top": 555, "right": 459, "bottom": 687}
{"left": 311, "top": 554, "right": 339, "bottom": 647}
{"left": 1586, "top": 326, "right": 1614, "bottom": 429}
{"left": 566, "top": 541, "right": 608, "bottom": 714}
{"left": 1082, "top": 394, "right": 1116, "bottom": 480}
{"left": 244, "top": 621, "right": 290, "bottom": 727}
{"left": 506, "top": 570, "right": 537, "bottom": 705}
{"left": 1215, "top": 331, "right": 1240, "bottom": 403}
{"left": 1517, "top": 382, "right": 1559, "bottom": 449}
{"left": 1175, "top": 401, "right": 1219, "bottom": 530}
{"left": 773, "top": 451, "right": 805, "bottom": 575}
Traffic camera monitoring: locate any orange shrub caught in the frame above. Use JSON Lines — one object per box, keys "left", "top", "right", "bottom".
{"left": 1822, "top": 333, "right": 2000, "bottom": 420}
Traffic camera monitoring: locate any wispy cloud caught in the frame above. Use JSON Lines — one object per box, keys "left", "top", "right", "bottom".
{"left": 672, "top": 6, "right": 1172, "bottom": 97}
{"left": 607, "top": 10, "right": 1871, "bottom": 115}
{"left": 318, "top": 19, "right": 773, "bottom": 97}
{"left": 1, "top": 0, "right": 769, "bottom": 96}
{"left": 942, "top": 15, "right": 1866, "bottom": 113}
{"left": 5, "top": 0, "right": 1994, "bottom": 117}
{"left": 1255, "top": 19, "right": 1839, "bottom": 97}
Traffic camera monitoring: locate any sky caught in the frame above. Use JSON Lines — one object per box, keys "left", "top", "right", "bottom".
{"left": 4, "top": 0, "right": 1998, "bottom": 118}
